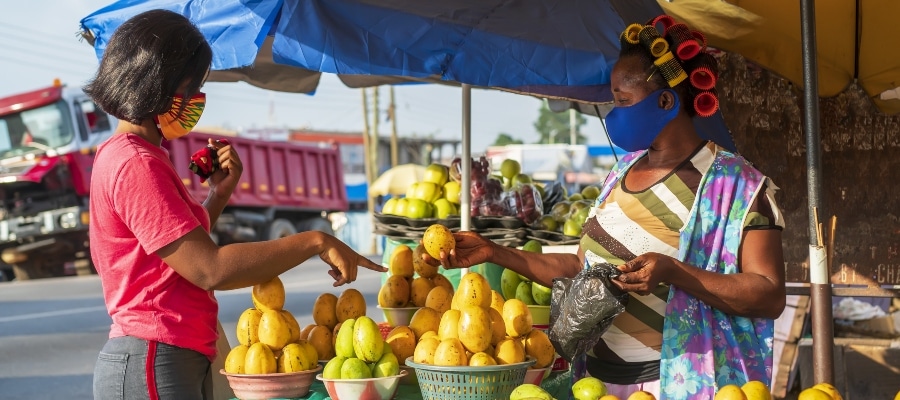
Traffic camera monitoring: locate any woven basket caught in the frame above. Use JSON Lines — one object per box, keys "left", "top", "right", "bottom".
{"left": 404, "top": 357, "right": 534, "bottom": 400}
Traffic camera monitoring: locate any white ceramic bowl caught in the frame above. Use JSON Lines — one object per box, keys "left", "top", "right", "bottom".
{"left": 316, "top": 369, "right": 408, "bottom": 400}
{"left": 378, "top": 306, "right": 421, "bottom": 327}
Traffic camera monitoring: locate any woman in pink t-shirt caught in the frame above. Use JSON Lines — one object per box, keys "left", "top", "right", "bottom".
{"left": 83, "top": 10, "right": 385, "bottom": 400}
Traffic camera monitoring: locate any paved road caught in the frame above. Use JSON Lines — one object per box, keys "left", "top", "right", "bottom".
{"left": 0, "top": 257, "right": 384, "bottom": 400}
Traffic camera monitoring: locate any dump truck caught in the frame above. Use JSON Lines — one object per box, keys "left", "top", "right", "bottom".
{"left": 0, "top": 81, "right": 347, "bottom": 280}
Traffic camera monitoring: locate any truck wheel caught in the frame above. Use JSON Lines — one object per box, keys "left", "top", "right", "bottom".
{"left": 74, "top": 259, "right": 96, "bottom": 276}
{"left": 267, "top": 219, "right": 297, "bottom": 241}
{"left": 296, "top": 217, "right": 335, "bottom": 236}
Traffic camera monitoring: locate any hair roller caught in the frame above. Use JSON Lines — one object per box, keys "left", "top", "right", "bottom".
{"left": 665, "top": 24, "right": 701, "bottom": 61}
{"left": 691, "top": 30, "right": 707, "bottom": 50}
{"left": 648, "top": 15, "right": 675, "bottom": 33}
{"left": 685, "top": 52, "right": 718, "bottom": 90}
{"left": 621, "top": 23, "right": 644, "bottom": 45}
{"left": 654, "top": 51, "right": 688, "bottom": 87}
{"left": 638, "top": 26, "right": 669, "bottom": 58}
{"left": 693, "top": 89, "right": 719, "bottom": 117}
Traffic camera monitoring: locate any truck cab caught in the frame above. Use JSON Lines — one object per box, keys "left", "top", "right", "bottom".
{"left": 0, "top": 82, "right": 115, "bottom": 280}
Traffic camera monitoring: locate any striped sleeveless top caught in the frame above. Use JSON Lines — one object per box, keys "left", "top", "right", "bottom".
{"left": 580, "top": 141, "right": 783, "bottom": 384}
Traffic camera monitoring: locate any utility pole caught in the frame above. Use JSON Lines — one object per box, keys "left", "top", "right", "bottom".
{"left": 360, "top": 88, "right": 376, "bottom": 254}
{"left": 390, "top": 86, "right": 398, "bottom": 167}
{"left": 569, "top": 108, "right": 577, "bottom": 144}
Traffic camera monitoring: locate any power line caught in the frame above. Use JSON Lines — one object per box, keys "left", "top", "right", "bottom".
{"left": 0, "top": 42, "right": 97, "bottom": 68}
{"left": 0, "top": 25, "right": 92, "bottom": 59}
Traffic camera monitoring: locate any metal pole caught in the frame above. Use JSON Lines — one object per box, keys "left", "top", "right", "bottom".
{"left": 361, "top": 88, "right": 376, "bottom": 254}
{"left": 372, "top": 87, "right": 380, "bottom": 174}
{"left": 569, "top": 108, "right": 577, "bottom": 144}
{"left": 390, "top": 87, "right": 399, "bottom": 167}
{"left": 460, "top": 84, "right": 472, "bottom": 276}
{"left": 800, "top": 0, "right": 834, "bottom": 384}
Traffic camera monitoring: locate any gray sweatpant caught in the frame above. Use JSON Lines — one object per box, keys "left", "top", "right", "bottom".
{"left": 93, "top": 336, "right": 213, "bottom": 400}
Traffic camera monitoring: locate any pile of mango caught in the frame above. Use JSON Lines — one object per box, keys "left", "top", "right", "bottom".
{"left": 500, "top": 240, "right": 552, "bottom": 305}
{"left": 320, "top": 315, "right": 401, "bottom": 379}
{"left": 223, "top": 277, "right": 318, "bottom": 374}
{"left": 377, "top": 243, "right": 454, "bottom": 309}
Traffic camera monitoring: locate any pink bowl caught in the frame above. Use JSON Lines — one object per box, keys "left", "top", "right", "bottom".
{"left": 316, "top": 369, "right": 408, "bottom": 400}
{"left": 523, "top": 366, "right": 552, "bottom": 385}
{"left": 219, "top": 366, "right": 321, "bottom": 400}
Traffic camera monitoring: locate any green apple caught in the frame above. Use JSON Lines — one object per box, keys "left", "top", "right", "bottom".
{"left": 394, "top": 198, "right": 409, "bottom": 217}
{"left": 443, "top": 181, "right": 461, "bottom": 204}
{"left": 535, "top": 215, "right": 558, "bottom": 232}
{"left": 405, "top": 198, "right": 431, "bottom": 219}
{"left": 423, "top": 163, "right": 450, "bottom": 186}
{"left": 568, "top": 193, "right": 584, "bottom": 201}
{"left": 563, "top": 218, "right": 583, "bottom": 237}
{"left": 340, "top": 357, "right": 372, "bottom": 379}
{"left": 500, "top": 159, "right": 521, "bottom": 180}
{"left": 532, "top": 282, "right": 552, "bottom": 306}
{"left": 381, "top": 198, "right": 399, "bottom": 215}
{"left": 549, "top": 201, "right": 572, "bottom": 223}
{"left": 433, "top": 198, "right": 456, "bottom": 219}
{"left": 372, "top": 352, "right": 400, "bottom": 378}
{"left": 322, "top": 356, "right": 347, "bottom": 379}
{"left": 512, "top": 173, "right": 533, "bottom": 187}
{"left": 406, "top": 182, "right": 418, "bottom": 199}
{"left": 522, "top": 239, "right": 543, "bottom": 254}
{"left": 572, "top": 377, "right": 607, "bottom": 400}
{"left": 413, "top": 182, "right": 441, "bottom": 202}
{"left": 569, "top": 199, "right": 593, "bottom": 215}
{"left": 581, "top": 185, "right": 601, "bottom": 200}
{"left": 534, "top": 183, "right": 546, "bottom": 200}
{"left": 571, "top": 207, "right": 591, "bottom": 225}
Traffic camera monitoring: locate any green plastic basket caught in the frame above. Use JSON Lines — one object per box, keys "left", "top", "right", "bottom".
{"left": 404, "top": 357, "right": 535, "bottom": 400}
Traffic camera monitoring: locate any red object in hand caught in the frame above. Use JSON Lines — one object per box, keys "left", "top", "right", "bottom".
{"left": 189, "top": 139, "right": 230, "bottom": 182}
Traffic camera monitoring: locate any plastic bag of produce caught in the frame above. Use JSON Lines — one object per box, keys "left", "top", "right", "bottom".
{"left": 548, "top": 263, "right": 629, "bottom": 362}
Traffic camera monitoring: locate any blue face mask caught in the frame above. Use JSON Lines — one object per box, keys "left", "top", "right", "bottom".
{"left": 605, "top": 89, "right": 680, "bottom": 152}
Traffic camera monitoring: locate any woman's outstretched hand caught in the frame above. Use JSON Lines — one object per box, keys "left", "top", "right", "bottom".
{"left": 318, "top": 235, "right": 386, "bottom": 286}
{"left": 422, "top": 231, "right": 494, "bottom": 269}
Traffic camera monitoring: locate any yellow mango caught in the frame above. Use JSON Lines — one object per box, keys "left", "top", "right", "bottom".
{"left": 433, "top": 338, "right": 468, "bottom": 366}
{"left": 252, "top": 277, "right": 285, "bottom": 312}
{"left": 307, "top": 325, "right": 335, "bottom": 360}
{"left": 468, "top": 351, "right": 497, "bottom": 366}
{"left": 430, "top": 274, "right": 454, "bottom": 294}
{"left": 379, "top": 275, "right": 411, "bottom": 308}
{"left": 296, "top": 339, "right": 319, "bottom": 367}
{"left": 487, "top": 307, "right": 506, "bottom": 346}
{"left": 281, "top": 310, "right": 302, "bottom": 343}
{"left": 490, "top": 290, "right": 506, "bottom": 315}
{"left": 412, "top": 245, "right": 438, "bottom": 278}
{"left": 408, "top": 306, "right": 441, "bottom": 339}
{"left": 502, "top": 298, "right": 533, "bottom": 337}
{"left": 312, "top": 293, "right": 338, "bottom": 329}
{"left": 386, "top": 326, "right": 417, "bottom": 365}
{"left": 425, "top": 285, "right": 452, "bottom": 315}
{"left": 413, "top": 336, "right": 441, "bottom": 364}
{"left": 457, "top": 271, "right": 492, "bottom": 308}
{"left": 236, "top": 308, "right": 262, "bottom": 346}
{"left": 523, "top": 329, "right": 555, "bottom": 369}
{"left": 457, "top": 305, "right": 492, "bottom": 353}
{"left": 389, "top": 244, "right": 415, "bottom": 278}
{"left": 422, "top": 224, "right": 455, "bottom": 260}
{"left": 224, "top": 344, "right": 249, "bottom": 374}
{"left": 494, "top": 337, "right": 525, "bottom": 365}
{"left": 258, "top": 309, "right": 292, "bottom": 351}
{"left": 335, "top": 288, "right": 366, "bottom": 323}
{"left": 299, "top": 323, "right": 316, "bottom": 341}
{"left": 278, "top": 343, "right": 313, "bottom": 372}
{"left": 244, "top": 342, "right": 277, "bottom": 374}
{"left": 410, "top": 276, "right": 436, "bottom": 307}
{"left": 437, "top": 309, "right": 461, "bottom": 341}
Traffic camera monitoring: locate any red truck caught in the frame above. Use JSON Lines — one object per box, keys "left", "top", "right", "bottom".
{"left": 0, "top": 82, "right": 347, "bottom": 281}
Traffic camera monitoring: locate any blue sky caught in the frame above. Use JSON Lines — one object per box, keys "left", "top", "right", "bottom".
{"left": 0, "top": 0, "right": 610, "bottom": 154}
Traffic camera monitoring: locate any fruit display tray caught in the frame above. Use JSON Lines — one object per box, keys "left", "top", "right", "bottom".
{"left": 372, "top": 218, "right": 528, "bottom": 248}
{"left": 524, "top": 229, "right": 581, "bottom": 246}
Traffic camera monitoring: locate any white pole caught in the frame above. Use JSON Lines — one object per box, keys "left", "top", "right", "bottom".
{"left": 460, "top": 84, "right": 472, "bottom": 277}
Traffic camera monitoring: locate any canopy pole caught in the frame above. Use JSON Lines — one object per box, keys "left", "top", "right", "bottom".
{"left": 361, "top": 88, "right": 377, "bottom": 255}
{"left": 800, "top": 0, "right": 834, "bottom": 384}
{"left": 460, "top": 84, "right": 473, "bottom": 277}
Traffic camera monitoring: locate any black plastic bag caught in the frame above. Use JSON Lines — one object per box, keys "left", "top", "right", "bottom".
{"left": 548, "top": 263, "right": 629, "bottom": 362}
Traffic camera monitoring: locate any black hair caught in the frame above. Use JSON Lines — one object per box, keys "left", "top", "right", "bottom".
{"left": 83, "top": 9, "right": 212, "bottom": 125}
{"left": 618, "top": 41, "right": 698, "bottom": 117}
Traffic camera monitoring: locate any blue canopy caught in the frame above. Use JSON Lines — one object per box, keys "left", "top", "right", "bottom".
{"left": 80, "top": 0, "right": 664, "bottom": 103}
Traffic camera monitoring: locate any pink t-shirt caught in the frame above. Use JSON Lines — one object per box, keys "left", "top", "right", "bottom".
{"left": 90, "top": 133, "right": 217, "bottom": 359}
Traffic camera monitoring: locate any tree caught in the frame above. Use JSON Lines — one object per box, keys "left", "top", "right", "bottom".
{"left": 492, "top": 132, "right": 524, "bottom": 146}
{"left": 533, "top": 101, "right": 587, "bottom": 144}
